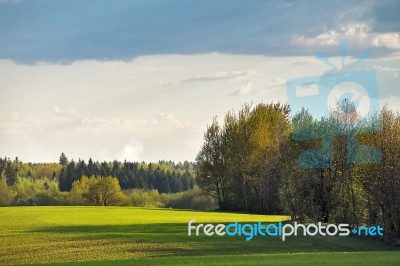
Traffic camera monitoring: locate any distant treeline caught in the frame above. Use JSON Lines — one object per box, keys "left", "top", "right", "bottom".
{"left": 197, "top": 101, "right": 400, "bottom": 239}
{"left": 0, "top": 156, "right": 195, "bottom": 193}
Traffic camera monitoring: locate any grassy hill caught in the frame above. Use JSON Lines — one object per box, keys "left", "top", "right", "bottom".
{"left": 0, "top": 207, "right": 399, "bottom": 265}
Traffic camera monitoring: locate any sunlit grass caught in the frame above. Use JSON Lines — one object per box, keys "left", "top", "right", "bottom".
{"left": 0, "top": 207, "right": 398, "bottom": 265}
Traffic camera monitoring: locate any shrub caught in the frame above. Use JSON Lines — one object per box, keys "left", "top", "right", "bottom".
{"left": 0, "top": 176, "right": 15, "bottom": 206}
{"left": 128, "top": 189, "right": 164, "bottom": 208}
{"left": 162, "top": 186, "right": 218, "bottom": 210}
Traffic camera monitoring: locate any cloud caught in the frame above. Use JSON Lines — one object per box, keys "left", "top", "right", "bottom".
{"left": 291, "top": 23, "right": 370, "bottom": 47}
{"left": 290, "top": 59, "right": 317, "bottom": 66}
{"left": 230, "top": 82, "right": 253, "bottom": 96}
{"left": 291, "top": 22, "right": 400, "bottom": 50}
{"left": 0, "top": 52, "right": 398, "bottom": 162}
{"left": 1, "top": 0, "right": 400, "bottom": 62}
{"left": 230, "top": 78, "right": 286, "bottom": 96}
{"left": 373, "top": 33, "right": 400, "bottom": 49}
{"left": 0, "top": 106, "right": 147, "bottom": 138}
{"left": 374, "top": 65, "right": 399, "bottom": 79}
{"left": 116, "top": 140, "right": 144, "bottom": 161}
{"left": 374, "top": 65, "right": 399, "bottom": 72}
{"left": 159, "top": 70, "right": 257, "bottom": 87}
{"left": 182, "top": 70, "right": 256, "bottom": 83}
{"left": 0, "top": 106, "right": 193, "bottom": 162}
{"left": 152, "top": 113, "right": 192, "bottom": 127}
{"left": 158, "top": 80, "right": 179, "bottom": 87}
{"left": 264, "top": 78, "right": 287, "bottom": 92}
{"left": 254, "top": 78, "right": 287, "bottom": 94}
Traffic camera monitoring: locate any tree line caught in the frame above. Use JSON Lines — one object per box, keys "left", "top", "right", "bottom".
{"left": 0, "top": 156, "right": 204, "bottom": 208}
{"left": 0, "top": 155, "right": 195, "bottom": 194}
{"left": 196, "top": 101, "right": 400, "bottom": 238}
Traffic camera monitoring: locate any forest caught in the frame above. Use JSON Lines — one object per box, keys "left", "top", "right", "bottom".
{"left": 0, "top": 155, "right": 195, "bottom": 193}
{"left": 0, "top": 157, "right": 204, "bottom": 208}
{"left": 196, "top": 101, "right": 400, "bottom": 239}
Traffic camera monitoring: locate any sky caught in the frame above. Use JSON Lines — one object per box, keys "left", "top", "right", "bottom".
{"left": 0, "top": 0, "right": 399, "bottom": 163}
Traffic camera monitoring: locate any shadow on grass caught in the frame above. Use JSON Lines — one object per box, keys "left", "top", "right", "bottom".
{"left": 32, "top": 222, "right": 400, "bottom": 257}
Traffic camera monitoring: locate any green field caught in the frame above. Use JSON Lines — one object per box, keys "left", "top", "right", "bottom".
{"left": 0, "top": 207, "right": 399, "bottom": 265}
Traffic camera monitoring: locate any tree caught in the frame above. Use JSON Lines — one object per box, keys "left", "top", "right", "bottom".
{"left": 361, "top": 107, "right": 400, "bottom": 237}
{"left": 0, "top": 173, "right": 15, "bottom": 206}
{"left": 81, "top": 176, "right": 125, "bottom": 206}
{"left": 69, "top": 175, "right": 95, "bottom": 205}
{"left": 58, "top": 167, "right": 68, "bottom": 191}
{"left": 59, "top": 160, "right": 77, "bottom": 192}
{"left": 5, "top": 161, "right": 17, "bottom": 186}
{"left": 196, "top": 102, "right": 291, "bottom": 214}
{"left": 196, "top": 117, "right": 227, "bottom": 208}
{"left": 59, "top": 153, "right": 68, "bottom": 166}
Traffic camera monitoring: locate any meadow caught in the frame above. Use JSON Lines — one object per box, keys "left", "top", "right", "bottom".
{"left": 0, "top": 207, "right": 399, "bottom": 265}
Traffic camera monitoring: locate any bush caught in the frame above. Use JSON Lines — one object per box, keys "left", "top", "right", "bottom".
{"left": 125, "top": 187, "right": 218, "bottom": 210}
{"left": 13, "top": 177, "right": 36, "bottom": 202}
{"left": 34, "top": 192, "right": 59, "bottom": 205}
{"left": 0, "top": 176, "right": 15, "bottom": 206}
{"left": 128, "top": 189, "right": 164, "bottom": 208}
{"left": 162, "top": 186, "right": 218, "bottom": 210}
{"left": 16, "top": 198, "right": 37, "bottom": 206}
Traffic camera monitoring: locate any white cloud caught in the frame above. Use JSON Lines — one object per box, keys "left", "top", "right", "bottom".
{"left": 291, "top": 22, "right": 400, "bottom": 50}
{"left": 159, "top": 70, "right": 257, "bottom": 87}
{"left": 0, "top": 52, "right": 398, "bottom": 162}
{"left": 292, "top": 30, "right": 340, "bottom": 47}
{"left": 0, "top": 106, "right": 192, "bottom": 162}
{"left": 374, "top": 65, "right": 399, "bottom": 72}
{"left": 152, "top": 113, "right": 192, "bottom": 127}
{"left": 291, "top": 23, "right": 371, "bottom": 47}
{"left": 373, "top": 33, "right": 400, "bottom": 49}
{"left": 264, "top": 78, "right": 287, "bottom": 92}
{"left": 116, "top": 140, "right": 144, "bottom": 162}
{"left": 158, "top": 80, "right": 179, "bottom": 87}
{"left": 230, "top": 82, "right": 253, "bottom": 96}
{"left": 182, "top": 70, "right": 256, "bottom": 83}
{"left": 230, "top": 78, "right": 286, "bottom": 96}
{"left": 290, "top": 59, "right": 317, "bottom": 66}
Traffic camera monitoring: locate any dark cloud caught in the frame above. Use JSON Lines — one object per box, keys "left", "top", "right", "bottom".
{"left": 0, "top": 0, "right": 397, "bottom": 63}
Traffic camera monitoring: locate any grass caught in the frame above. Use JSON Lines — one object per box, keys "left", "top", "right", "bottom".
{"left": 36, "top": 252, "right": 400, "bottom": 266}
{"left": 0, "top": 206, "right": 399, "bottom": 265}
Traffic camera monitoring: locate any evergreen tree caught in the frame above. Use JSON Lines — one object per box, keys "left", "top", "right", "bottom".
{"left": 5, "top": 161, "right": 16, "bottom": 186}
{"left": 59, "top": 153, "right": 68, "bottom": 166}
